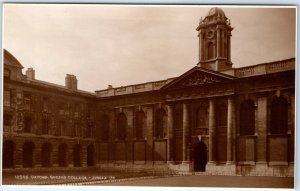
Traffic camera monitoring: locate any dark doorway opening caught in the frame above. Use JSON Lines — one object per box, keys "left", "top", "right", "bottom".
{"left": 58, "top": 144, "right": 67, "bottom": 167}
{"left": 87, "top": 144, "right": 95, "bottom": 166}
{"left": 3, "top": 141, "right": 14, "bottom": 168}
{"left": 23, "top": 142, "right": 34, "bottom": 168}
{"left": 73, "top": 144, "right": 81, "bottom": 167}
{"left": 194, "top": 141, "right": 207, "bottom": 171}
{"left": 41, "top": 143, "right": 51, "bottom": 167}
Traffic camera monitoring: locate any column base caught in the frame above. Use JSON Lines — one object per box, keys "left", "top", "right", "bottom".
{"left": 167, "top": 161, "right": 192, "bottom": 172}
{"left": 207, "top": 161, "right": 217, "bottom": 165}
{"left": 167, "top": 161, "right": 175, "bottom": 165}
{"left": 226, "top": 161, "right": 236, "bottom": 165}
{"left": 182, "top": 161, "right": 191, "bottom": 164}
{"left": 256, "top": 161, "right": 268, "bottom": 166}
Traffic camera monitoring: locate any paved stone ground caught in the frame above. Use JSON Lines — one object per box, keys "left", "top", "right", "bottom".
{"left": 99, "top": 175, "right": 294, "bottom": 188}
{"left": 2, "top": 169, "right": 294, "bottom": 188}
{"left": 2, "top": 169, "right": 163, "bottom": 185}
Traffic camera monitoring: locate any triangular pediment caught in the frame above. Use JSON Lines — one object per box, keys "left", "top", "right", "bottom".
{"left": 162, "top": 66, "right": 235, "bottom": 90}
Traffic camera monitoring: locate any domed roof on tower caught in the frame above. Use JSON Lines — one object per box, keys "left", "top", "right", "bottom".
{"left": 197, "top": 7, "right": 229, "bottom": 28}
{"left": 206, "top": 7, "right": 226, "bottom": 18}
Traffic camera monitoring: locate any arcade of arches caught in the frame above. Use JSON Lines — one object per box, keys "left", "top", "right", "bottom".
{"left": 2, "top": 141, "right": 95, "bottom": 168}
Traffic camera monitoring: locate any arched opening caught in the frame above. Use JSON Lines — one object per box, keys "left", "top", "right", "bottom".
{"left": 73, "top": 144, "right": 81, "bottom": 167}
{"left": 23, "top": 142, "right": 34, "bottom": 168}
{"left": 220, "top": 30, "right": 223, "bottom": 56}
{"left": 271, "top": 97, "right": 288, "bottom": 134}
{"left": 155, "top": 108, "right": 167, "bottom": 139}
{"left": 58, "top": 143, "right": 67, "bottom": 167}
{"left": 99, "top": 114, "right": 110, "bottom": 141}
{"left": 41, "top": 143, "right": 51, "bottom": 167}
{"left": 87, "top": 144, "right": 95, "bottom": 166}
{"left": 207, "top": 42, "right": 214, "bottom": 60}
{"left": 135, "top": 110, "right": 145, "bottom": 139}
{"left": 3, "top": 140, "right": 14, "bottom": 168}
{"left": 240, "top": 100, "right": 255, "bottom": 135}
{"left": 116, "top": 113, "right": 127, "bottom": 140}
{"left": 193, "top": 141, "right": 207, "bottom": 171}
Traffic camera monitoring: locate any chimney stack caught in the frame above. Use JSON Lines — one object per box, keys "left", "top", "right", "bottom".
{"left": 107, "top": 85, "right": 113, "bottom": 89}
{"left": 65, "top": 74, "right": 77, "bottom": 91}
{"left": 26, "top": 68, "right": 35, "bottom": 80}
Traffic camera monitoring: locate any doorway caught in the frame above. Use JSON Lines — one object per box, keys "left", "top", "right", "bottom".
{"left": 194, "top": 141, "right": 207, "bottom": 171}
{"left": 23, "top": 142, "right": 34, "bottom": 168}
{"left": 87, "top": 144, "right": 95, "bottom": 166}
{"left": 3, "top": 141, "right": 14, "bottom": 168}
{"left": 41, "top": 143, "right": 51, "bottom": 167}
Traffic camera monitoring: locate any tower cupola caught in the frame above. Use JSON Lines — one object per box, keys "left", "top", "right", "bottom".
{"left": 196, "top": 7, "right": 233, "bottom": 71}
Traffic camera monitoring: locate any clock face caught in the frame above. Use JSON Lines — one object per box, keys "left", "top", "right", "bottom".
{"left": 206, "top": 29, "right": 214, "bottom": 39}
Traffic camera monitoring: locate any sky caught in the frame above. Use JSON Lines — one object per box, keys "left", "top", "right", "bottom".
{"left": 3, "top": 5, "right": 296, "bottom": 92}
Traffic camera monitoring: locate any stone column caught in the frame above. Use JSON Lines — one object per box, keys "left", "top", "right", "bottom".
{"left": 81, "top": 145, "right": 87, "bottom": 167}
{"left": 35, "top": 147, "right": 42, "bottom": 167}
{"left": 203, "top": 38, "right": 206, "bottom": 60}
{"left": 200, "top": 32, "right": 204, "bottom": 61}
{"left": 227, "top": 34, "right": 231, "bottom": 62}
{"left": 145, "top": 106, "right": 154, "bottom": 164}
{"left": 15, "top": 146, "right": 23, "bottom": 168}
{"left": 256, "top": 95, "right": 267, "bottom": 165}
{"left": 182, "top": 103, "right": 188, "bottom": 162}
{"left": 208, "top": 99, "right": 216, "bottom": 164}
{"left": 125, "top": 108, "right": 134, "bottom": 163}
{"left": 290, "top": 95, "right": 295, "bottom": 163}
{"left": 167, "top": 105, "right": 174, "bottom": 163}
{"left": 227, "top": 97, "right": 235, "bottom": 164}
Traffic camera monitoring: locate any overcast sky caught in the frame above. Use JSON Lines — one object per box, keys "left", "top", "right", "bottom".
{"left": 3, "top": 5, "right": 296, "bottom": 92}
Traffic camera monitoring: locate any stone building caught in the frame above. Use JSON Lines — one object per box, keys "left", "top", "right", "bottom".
{"left": 2, "top": 7, "right": 295, "bottom": 177}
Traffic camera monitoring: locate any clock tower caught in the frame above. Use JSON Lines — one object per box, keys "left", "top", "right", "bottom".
{"left": 196, "top": 7, "right": 233, "bottom": 71}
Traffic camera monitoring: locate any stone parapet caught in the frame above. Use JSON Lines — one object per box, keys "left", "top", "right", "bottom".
{"left": 95, "top": 78, "right": 175, "bottom": 97}
{"left": 235, "top": 58, "right": 295, "bottom": 78}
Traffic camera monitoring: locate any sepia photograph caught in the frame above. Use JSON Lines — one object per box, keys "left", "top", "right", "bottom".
{"left": 2, "top": 4, "right": 296, "bottom": 189}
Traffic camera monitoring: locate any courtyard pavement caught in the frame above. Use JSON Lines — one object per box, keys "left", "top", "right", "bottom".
{"left": 2, "top": 169, "right": 294, "bottom": 188}
{"left": 2, "top": 168, "right": 162, "bottom": 185}
{"left": 99, "top": 174, "right": 294, "bottom": 188}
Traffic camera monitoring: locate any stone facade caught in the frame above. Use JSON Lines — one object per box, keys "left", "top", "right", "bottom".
{"left": 2, "top": 7, "right": 295, "bottom": 177}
